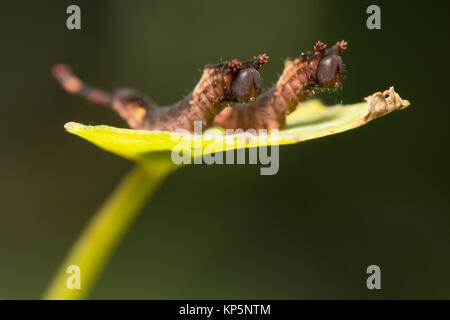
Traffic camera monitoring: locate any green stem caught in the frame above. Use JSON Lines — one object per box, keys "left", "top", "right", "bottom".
{"left": 44, "top": 154, "right": 178, "bottom": 299}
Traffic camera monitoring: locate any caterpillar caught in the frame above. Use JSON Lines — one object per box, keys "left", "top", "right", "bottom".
{"left": 53, "top": 40, "right": 347, "bottom": 132}
{"left": 213, "top": 40, "right": 348, "bottom": 130}
{"left": 52, "top": 54, "right": 269, "bottom": 132}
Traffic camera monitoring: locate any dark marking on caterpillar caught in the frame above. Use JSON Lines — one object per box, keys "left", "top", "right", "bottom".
{"left": 213, "top": 40, "right": 348, "bottom": 130}
{"left": 52, "top": 54, "right": 269, "bottom": 132}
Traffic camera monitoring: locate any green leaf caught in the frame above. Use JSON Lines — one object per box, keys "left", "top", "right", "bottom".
{"left": 48, "top": 89, "right": 410, "bottom": 299}
{"left": 64, "top": 94, "right": 410, "bottom": 164}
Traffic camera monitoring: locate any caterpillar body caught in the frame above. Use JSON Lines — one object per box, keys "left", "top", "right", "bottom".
{"left": 53, "top": 54, "right": 268, "bottom": 132}
{"left": 53, "top": 40, "right": 347, "bottom": 132}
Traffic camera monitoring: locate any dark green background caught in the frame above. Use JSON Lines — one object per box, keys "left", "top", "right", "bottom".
{"left": 1, "top": 0, "right": 448, "bottom": 299}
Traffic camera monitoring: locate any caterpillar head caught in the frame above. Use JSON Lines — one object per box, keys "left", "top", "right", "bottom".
{"left": 230, "top": 53, "right": 269, "bottom": 103}
{"left": 231, "top": 67, "right": 262, "bottom": 103}
{"left": 316, "top": 40, "right": 347, "bottom": 88}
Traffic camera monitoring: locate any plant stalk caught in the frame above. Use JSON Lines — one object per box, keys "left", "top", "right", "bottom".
{"left": 44, "top": 155, "right": 178, "bottom": 299}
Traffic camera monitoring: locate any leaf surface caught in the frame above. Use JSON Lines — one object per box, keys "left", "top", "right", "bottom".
{"left": 65, "top": 97, "right": 409, "bottom": 164}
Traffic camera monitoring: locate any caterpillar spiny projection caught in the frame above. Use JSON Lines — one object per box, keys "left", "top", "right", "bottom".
{"left": 53, "top": 40, "right": 347, "bottom": 132}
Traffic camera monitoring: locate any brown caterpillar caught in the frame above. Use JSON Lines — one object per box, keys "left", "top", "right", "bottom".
{"left": 52, "top": 54, "right": 269, "bottom": 132}
{"left": 213, "top": 40, "right": 348, "bottom": 130}
{"left": 53, "top": 40, "right": 347, "bottom": 132}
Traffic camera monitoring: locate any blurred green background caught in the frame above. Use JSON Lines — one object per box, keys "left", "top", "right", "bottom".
{"left": 1, "top": 0, "right": 449, "bottom": 299}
